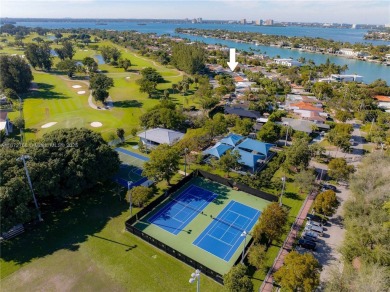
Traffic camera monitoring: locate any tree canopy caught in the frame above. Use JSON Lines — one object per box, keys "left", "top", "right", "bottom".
{"left": 171, "top": 43, "right": 206, "bottom": 74}
{"left": 0, "top": 55, "right": 33, "bottom": 93}
{"left": 257, "top": 121, "right": 281, "bottom": 143}
{"left": 253, "top": 202, "right": 288, "bottom": 246}
{"left": 328, "top": 158, "right": 355, "bottom": 182}
{"left": 142, "top": 144, "right": 180, "bottom": 185}
{"left": 273, "top": 251, "right": 321, "bottom": 292}
{"left": 129, "top": 186, "right": 153, "bottom": 207}
{"left": 89, "top": 73, "right": 114, "bottom": 103}
{"left": 313, "top": 190, "right": 338, "bottom": 216}
{"left": 0, "top": 128, "right": 120, "bottom": 231}
{"left": 223, "top": 264, "right": 253, "bottom": 292}
{"left": 25, "top": 42, "right": 52, "bottom": 70}
{"left": 139, "top": 101, "right": 185, "bottom": 130}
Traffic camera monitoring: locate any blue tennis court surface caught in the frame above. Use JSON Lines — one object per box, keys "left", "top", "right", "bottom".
{"left": 148, "top": 185, "right": 217, "bottom": 235}
{"left": 193, "top": 201, "right": 261, "bottom": 261}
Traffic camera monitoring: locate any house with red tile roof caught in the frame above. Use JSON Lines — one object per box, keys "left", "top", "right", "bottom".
{"left": 374, "top": 95, "right": 390, "bottom": 112}
{"left": 288, "top": 101, "right": 324, "bottom": 119}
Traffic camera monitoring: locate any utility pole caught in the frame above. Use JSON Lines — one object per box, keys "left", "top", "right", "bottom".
{"left": 18, "top": 155, "right": 43, "bottom": 222}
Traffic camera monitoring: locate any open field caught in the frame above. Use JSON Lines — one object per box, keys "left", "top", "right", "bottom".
{"left": 4, "top": 35, "right": 198, "bottom": 140}
{"left": 0, "top": 184, "right": 222, "bottom": 292}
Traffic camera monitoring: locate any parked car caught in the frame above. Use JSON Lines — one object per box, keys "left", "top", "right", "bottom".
{"left": 302, "top": 231, "right": 318, "bottom": 241}
{"left": 306, "top": 213, "right": 328, "bottom": 225}
{"left": 308, "top": 220, "right": 323, "bottom": 227}
{"left": 298, "top": 239, "right": 316, "bottom": 250}
{"left": 305, "top": 223, "right": 324, "bottom": 236}
{"left": 302, "top": 235, "right": 317, "bottom": 243}
{"left": 321, "top": 184, "right": 337, "bottom": 192}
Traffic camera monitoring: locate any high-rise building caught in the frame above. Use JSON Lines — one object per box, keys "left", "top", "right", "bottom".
{"left": 197, "top": 18, "right": 203, "bottom": 23}
{"left": 255, "top": 19, "right": 263, "bottom": 26}
{"left": 264, "top": 19, "right": 274, "bottom": 26}
{"left": 240, "top": 19, "right": 246, "bottom": 25}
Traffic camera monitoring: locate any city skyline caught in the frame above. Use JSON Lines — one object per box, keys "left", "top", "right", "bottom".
{"left": 1, "top": 1, "right": 389, "bottom": 25}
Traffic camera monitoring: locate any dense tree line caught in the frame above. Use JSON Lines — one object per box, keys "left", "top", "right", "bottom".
{"left": 0, "top": 55, "right": 33, "bottom": 93}
{"left": 0, "top": 128, "right": 120, "bottom": 231}
{"left": 139, "top": 100, "right": 185, "bottom": 130}
{"left": 324, "top": 152, "right": 390, "bottom": 291}
{"left": 171, "top": 43, "right": 206, "bottom": 74}
{"left": 24, "top": 42, "right": 52, "bottom": 71}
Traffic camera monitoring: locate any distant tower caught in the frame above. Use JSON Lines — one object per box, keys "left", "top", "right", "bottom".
{"left": 197, "top": 18, "right": 203, "bottom": 23}
{"left": 240, "top": 19, "right": 246, "bottom": 25}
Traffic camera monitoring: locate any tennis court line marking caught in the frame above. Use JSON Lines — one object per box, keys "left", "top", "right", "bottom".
{"left": 147, "top": 184, "right": 217, "bottom": 235}
{"left": 192, "top": 200, "right": 238, "bottom": 247}
{"left": 115, "top": 147, "right": 149, "bottom": 161}
{"left": 171, "top": 186, "right": 217, "bottom": 233}
{"left": 192, "top": 200, "right": 261, "bottom": 262}
{"left": 222, "top": 206, "right": 260, "bottom": 260}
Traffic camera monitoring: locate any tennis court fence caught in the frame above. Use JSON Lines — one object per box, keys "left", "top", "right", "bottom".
{"left": 125, "top": 169, "right": 278, "bottom": 285}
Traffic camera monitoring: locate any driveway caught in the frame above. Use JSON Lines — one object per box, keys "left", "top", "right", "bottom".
{"left": 307, "top": 122, "right": 363, "bottom": 282}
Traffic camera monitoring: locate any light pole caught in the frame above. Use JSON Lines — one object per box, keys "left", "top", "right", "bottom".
{"left": 283, "top": 122, "right": 289, "bottom": 146}
{"left": 17, "top": 155, "right": 43, "bottom": 222}
{"left": 17, "top": 93, "right": 24, "bottom": 143}
{"left": 184, "top": 148, "right": 188, "bottom": 176}
{"left": 240, "top": 231, "right": 247, "bottom": 264}
{"left": 144, "top": 126, "right": 148, "bottom": 153}
{"left": 189, "top": 269, "right": 200, "bottom": 292}
{"left": 128, "top": 181, "right": 132, "bottom": 217}
{"left": 280, "top": 176, "right": 286, "bottom": 206}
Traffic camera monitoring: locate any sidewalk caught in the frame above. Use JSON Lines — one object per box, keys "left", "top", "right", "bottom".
{"left": 261, "top": 191, "right": 316, "bottom": 292}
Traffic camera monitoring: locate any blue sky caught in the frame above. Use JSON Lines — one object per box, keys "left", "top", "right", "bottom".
{"left": 1, "top": 1, "right": 389, "bottom": 24}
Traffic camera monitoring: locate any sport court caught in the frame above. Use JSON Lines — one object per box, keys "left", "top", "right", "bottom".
{"left": 133, "top": 177, "right": 271, "bottom": 275}
{"left": 193, "top": 200, "right": 260, "bottom": 261}
{"left": 114, "top": 148, "right": 149, "bottom": 188}
{"left": 148, "top": 185, "right": 217, "bottom": 235}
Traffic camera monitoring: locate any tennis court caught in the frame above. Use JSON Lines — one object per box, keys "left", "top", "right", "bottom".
{"left": 133, "top": 176, "right": 271, "bottom": 275}
{"left": 114, "top": 148, "right": 149, "bottom": 188}
{"left": 193, "top": 200, "right": 260, "bottom": 261}
{"left": 148, "top": 185, "right": 217, "bottom": 235}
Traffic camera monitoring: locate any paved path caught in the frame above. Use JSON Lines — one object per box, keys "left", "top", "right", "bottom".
{"left": 261, "top": 191, "right": 316, "bottom": 292}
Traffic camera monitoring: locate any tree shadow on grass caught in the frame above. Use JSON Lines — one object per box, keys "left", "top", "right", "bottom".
{"left": 283, "top": 192, "right": 302, "bottom": 201}
{"left": 112, "top": 100, "right": 143, "bottom": 108}
{"left": 0, "top": 182, "right": 129, "bottom": 266}
{"left": 27, "top": 83, "right": 70, "bottom": 100}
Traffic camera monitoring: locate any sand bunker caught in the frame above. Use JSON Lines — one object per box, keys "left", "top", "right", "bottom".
{"left": 126, "top": 76, "right": 131, "bottom": 79}
{"left": 72, "top": 85, "right": 82, "bottom": 89}
{"left": 41, "top": 122, "right": 57, "bottom": 128}
{"left": 83, "top": 50, "right": 88, "bottom": 51}
{"left": 90, "top": 122, "right": 102, "bottom": 128}
{"left": 77, "top": 91, "right": 86, "bottom": 95}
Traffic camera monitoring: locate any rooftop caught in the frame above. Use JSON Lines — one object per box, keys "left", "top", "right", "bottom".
{"left": 137, "top": 128, "right": 184, "bottom": 145}
{"left": 374, "top": 95, "right": 390, "bottom": 102}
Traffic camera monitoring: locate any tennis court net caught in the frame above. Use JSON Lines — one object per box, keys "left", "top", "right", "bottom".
{"left": 212, "top": 216, "right": 246, "bottom": 233}
{"left": 168, "top": 197, "right": 206, "bottom": 215}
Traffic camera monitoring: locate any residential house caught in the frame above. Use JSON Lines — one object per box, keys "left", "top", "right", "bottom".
{"left": 224, "top": 106, "right": 261, "bottom": 120}
{"left": 0, "top": 111, "right": 13, "bottom": 136}
{"left": 373, "top": 95, "right": 390, "bottom": 112}
{"left": 274, "top": 58, "right": 302, "bottom": 67}
{"left": 138, "top": 128, "right": 184, "bottom": 148}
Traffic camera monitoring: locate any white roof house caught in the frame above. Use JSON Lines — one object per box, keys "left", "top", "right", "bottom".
{"left": 137, "top": 128, "right": 184, "bottom": 147}
{"left": 0, "top": 111, "right": 12, "bottom": 136}
{"left": 274, "top": 58, "right": 302, "bottom": 67}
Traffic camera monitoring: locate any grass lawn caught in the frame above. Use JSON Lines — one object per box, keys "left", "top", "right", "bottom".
{"left": 0, "top": 183, "right": 221, "bottom": 292}
{"left": 5, "top": 37, "right": 199, "bottom": 141}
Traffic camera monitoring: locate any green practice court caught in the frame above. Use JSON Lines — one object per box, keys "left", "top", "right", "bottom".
{"left": 114, "top": 148, "right": 149, "bottom": 188}
{"left": 133, "top": 176, "right": 271, "bottom": 275}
